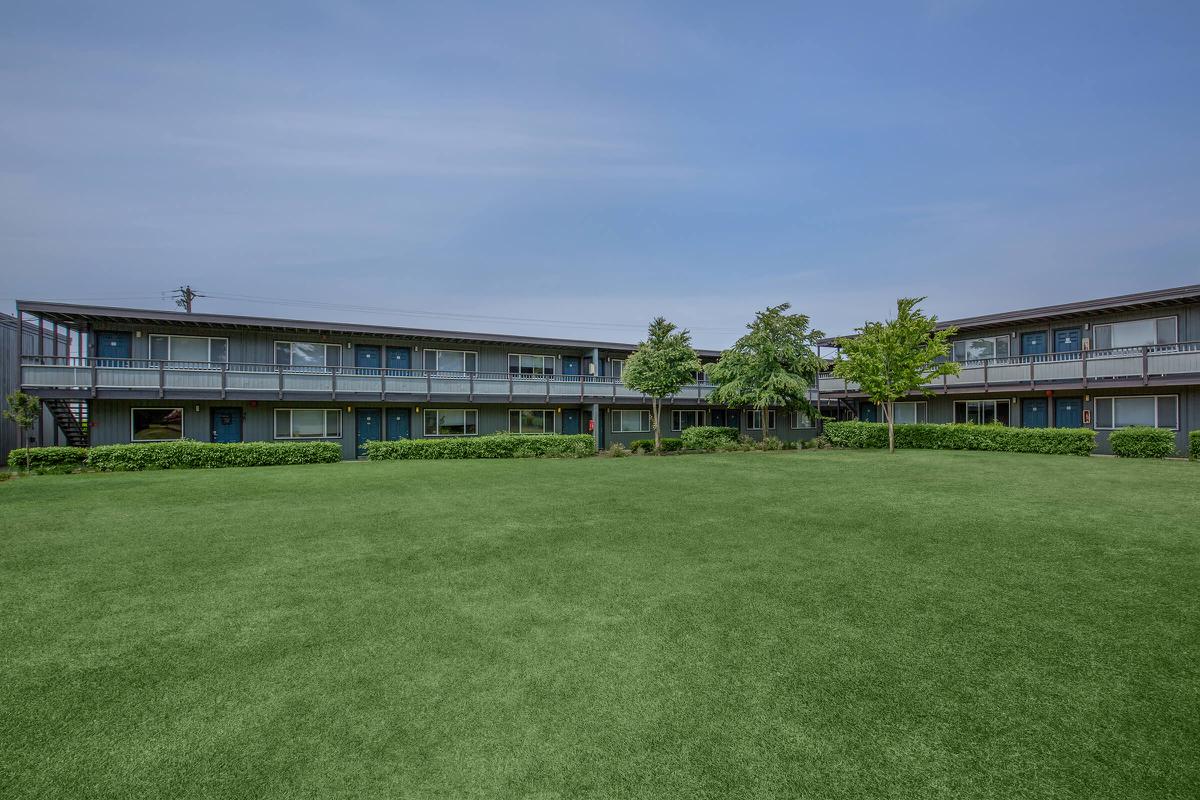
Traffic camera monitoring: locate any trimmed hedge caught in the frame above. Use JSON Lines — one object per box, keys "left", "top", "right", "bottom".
{"left": 12, "top": 446, "right": 88, "bottom": 469}
{"left": 630, "top": 438, "right": 683, "bottom": 453}
{"left": 86, "top": 440, "right": 343, "bottom": 471}
{"left": 680, "top": 425, "right": 742, "bottom": 451}
{"left": 365, "top": 433, "right": 595, "bottom": 460}
{"left": 825, "top": 421, "right": 1096, "bottom": 456}
{"left": 1108, "top": 426, "right": 1176, "bottom": 459}
{"left": 1192, "top": 430, "right": 1200, "bottom": 461}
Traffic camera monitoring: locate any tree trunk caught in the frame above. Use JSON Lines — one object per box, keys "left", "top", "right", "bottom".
{"left": 886, "top": 400, "right": 895, "bottom": 453}
{"left": 653, "top": 398, "right": 661, "bottom": 454}
{"left": 761, "top": 406, "right": 768, "bottom": 442}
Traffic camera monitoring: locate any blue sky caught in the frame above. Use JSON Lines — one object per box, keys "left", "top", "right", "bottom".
{"left": 1, "top": 1, "right": 1197, "bottom": 347}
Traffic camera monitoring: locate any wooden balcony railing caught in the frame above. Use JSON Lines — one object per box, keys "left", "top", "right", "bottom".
{"left": 19, "top": 357, "right": 719, "bottom": 403}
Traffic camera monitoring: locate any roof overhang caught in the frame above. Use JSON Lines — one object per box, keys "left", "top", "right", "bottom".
{"left": 14, "top": 301, "right": 725, "bottom": 358}
{"left": 818, "top": 283, "right": 1200, "bottom": 346}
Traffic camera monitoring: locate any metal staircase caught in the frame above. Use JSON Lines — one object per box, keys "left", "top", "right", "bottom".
{"left": 44, "top": 399, "right": 89, "bottom": 447}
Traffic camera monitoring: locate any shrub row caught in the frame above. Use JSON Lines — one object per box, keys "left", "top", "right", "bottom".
{"left": 1108, "top": 426, "right": 1176, "bottom": 458}
{"left": 824, "top": 421, "right": 1096, "bottom": 456}
{"left": 366, "top": 433, "right": 595, "bottom": 460}
{"left": 629, "top": 438, "right": 683, "bottom": 453}
{"left": 86, "top": 440, "right": 343, "bottom": 471}
{"left": 10, "top": 446, "right": 89, "bottom": 469}
{"left": 1192, "top": 430, "right": 1200, "bottom": 461}
{"left": 679, "top": 425, "right": 742, "bottom": 451}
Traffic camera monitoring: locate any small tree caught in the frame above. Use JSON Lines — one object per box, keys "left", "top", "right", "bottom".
{"left": 623, "top": 317, "right": 702, "bottom": 453}
{"left": 3, "top": 391, "right": 41, "bottom": 473}
{"left": 707, "top": 304, "right": 825, "bottom": 442}
{"left": 832, "top": 297, "right": 960, "bottom": 453}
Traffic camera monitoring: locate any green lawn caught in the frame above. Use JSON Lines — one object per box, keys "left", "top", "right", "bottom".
{"left": 2, "top": 450, "right": 1197, "bottom": 799}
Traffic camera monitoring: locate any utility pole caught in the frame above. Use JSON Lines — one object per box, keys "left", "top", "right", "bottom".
{"left": 173, "top": 285, "right": 203, "bottom": 313}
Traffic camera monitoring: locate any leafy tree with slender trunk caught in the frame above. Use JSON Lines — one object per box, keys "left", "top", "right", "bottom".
{"left": 622, "top": 317, "right": 702, "bottom": 453}
{"left": 706, "top": 304, "right": 824, "bottom": 442}
{"left": 4, "top": 391, "right": 41, "bottom": 473}
{"left": 832, "top": 297, "right": 960, "bottom": 453}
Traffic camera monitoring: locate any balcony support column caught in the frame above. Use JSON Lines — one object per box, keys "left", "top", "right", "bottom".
{"left": 591, "top": 402, "right": 601, "bottom": 451}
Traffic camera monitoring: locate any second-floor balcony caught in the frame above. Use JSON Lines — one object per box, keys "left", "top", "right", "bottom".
{"left": 818, "top": 341, "right": 1200, "bottom": 395}
{"left": 19, "top": 356, "right": 718, "bottom": 404}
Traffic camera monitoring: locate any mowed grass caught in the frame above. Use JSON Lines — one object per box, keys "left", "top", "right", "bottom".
{"left": 1, "top": 450, "right": 1197, "bottom": 800}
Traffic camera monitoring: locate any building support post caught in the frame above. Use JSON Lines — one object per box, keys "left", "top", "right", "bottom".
{"left": 591, "top": 402, "right": 601, "bottom": 451}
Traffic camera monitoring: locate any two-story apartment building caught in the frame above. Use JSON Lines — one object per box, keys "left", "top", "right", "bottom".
{"left": 819, "top": 284, "right": 1200, "bottom": 454}
{"left": 11, "top": 285, "right": 1200, "bottom": 459}
{"left": 11, "top": 301, "right": 822, "bottom": 459}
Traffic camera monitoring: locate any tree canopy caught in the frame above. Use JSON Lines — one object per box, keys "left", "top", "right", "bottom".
{"left": 622, "top": 317, "right": 702, "bottom": 452}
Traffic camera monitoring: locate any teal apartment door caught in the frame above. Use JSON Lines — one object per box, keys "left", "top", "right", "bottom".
{"left": 562, "top": 357, "right": 581, "bottom": 376}
{"left": 356, "top": 409, "right": 381, "bottom": 456}
{"left": 562, "top": 408, "right": 581, "bottom": 434}
{"left": 210, "top": 407, "right": 242, "bottom": 443}
{"left": 1055, "top": 398, "right": 1082, "bottom": 428}
{"left": 1022, "top": 399, "right": 1048, "bottom": 428}
{"left": 356, "top": 345, "right": 381, "bottom": 373}
{"left": 386, "top": 347, "right": 410, "bottom": 371}
{"left": 1055, "top": 328, "right": 1082, "bottom": 354}
{"left": 386, "top": 409, "right": 411, "bottom": 440}
{"left": 859, "top": 403, "right": 877, "bottom": 422}
{"left": 96, "top": 331, "right": 131, "bottom": 364}
{"left": 1021, "top": 331, "right": 1048, "bottom": 356}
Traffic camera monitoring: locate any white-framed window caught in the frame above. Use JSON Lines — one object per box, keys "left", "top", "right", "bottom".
{"left": 274, "top": 409, "right": 342, "bottom": 439}
{"left": 671, "top": 410, "right": 706, "bottom": 431}
{"left": 745, "top": 410, "right": 776, "bottom": 430}
{"left": 423, "top": 349, "right": 477, "bottom": 373}
{"left": 954, "top": 400, "right": 1010, "bottom": 425}
{"left": 953, "top": 335, "right": 1010, "bottom": 362}
{"left": 608, "top": 359, "right": 624, "bottom": 379}
{"left": 891, "top": 401, "right": 928, "bottom": 425}
{"left": 613, "top": 409, "right": 650, "bottom": 432}
{"left": 509, "top": 409, "right": 554, "bottom": 434}
{"left": 508, "top": 354, "right": 555, "bottom": 376}
{"left": 1092, "top": 317, "right": 1178, "bottom": 350}
{"left": 424, "top": 409, "right": 478, "bottom": 436}
{"left": 274, "top": 341, "right": 342, "bottom": 369}
{"left": 1094, "top": 395, "right": 1179, "bottom": 430}
{"left": 791, "top": 411, "right": 815, "bottom": 429}
{"left": 149, "top": 335, "right": 228, "bottom": 364}
{"left": 131, "top": 407, "right": 184, "bottom": 442}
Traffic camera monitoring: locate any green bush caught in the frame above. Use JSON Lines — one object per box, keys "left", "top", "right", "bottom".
{"left": 1108, "top": 426, "right": 1175, "bottom": 459}
{"left": 680, "top": 425, "right": 741, "bottom": 451}
{"left": 87, "top": 440, "right": 343, "bottom": 471}
{"left": 366, "top": 433, "right": 595, "bottom": 460}
{"left": 757, "top": 436, "right": 784, "bottom": 451}
{"left": 605, "top": 443, "right": 631, "bottom": 458}
{"left": 1191, "top": 430, "right": 1199, "bottom": 461}
{"left": 15, "top": 446, "right": 88, "bottom": 469}
{"left": 629, "top": 438, "right": 683, "bottom": 453}
{"left": 824, "top": 421, "right": 1096, "bottom": 456}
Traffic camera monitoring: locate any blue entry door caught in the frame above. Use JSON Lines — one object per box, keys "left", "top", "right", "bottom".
{"left": 1055, "top": 328, "right": 1082, "bottom": 354}
{"left": 210, "top": 407, "right": 243, "bottom": 443}
{"left": 562, "top": 408, "right": 581, "bottom": 434}
{"left": 1021, "top": 331, "right": 1047, "bottom": 356}
{"left": 562, "top": 357, "right": 581, "bottom": 376}
{"left": 96, "top": 331, "right": 131, "bottom": 363}
{"left": 386, "top": 408, "right": 411, "bottom": 440}
{"left": 386, "top": 346, "right": 410, "bottom": 371}
{"left": 1022, "top": 399, "right": 1048, "bottom": 428}
{"left": 356, "top": 409, "right": 381, "bottom": 456}
{"left": 355, "top": 345, "right": 381, "bottom": 372}
{"left": 1055, "top": 398, "right": 1082, "bottom": 428}
{"left": 859, "top": 403, "right": 877, "bottom": 422}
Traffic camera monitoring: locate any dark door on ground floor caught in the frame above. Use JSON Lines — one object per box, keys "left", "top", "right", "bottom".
{"left": 1022, "top": 399, "right": 1048, "bottom": 428}
{"left": 1054, "top": 328, "right": 1082, "bottom": 355}
{"left": 1055, "top": 397, "right": 1082, "bottom": 428}
{"left": 710, "top": 409, "right": 738, "bottom": 428}
{"left": 562, "top": 408, "right": 581, "bottom": 434}
{"left": 355, "top": 344, "right": 381, "bottom": 372}
{"left": 386, "top": 408, "right": 411, "bottom": 440}
{"left": 356, "top": 409, "right": 381, "bottom": 456}
{"left": 210, "top": 407, "right": 242, "bottom": 443}
{"left": 562, "top": 356, "right": 581, "bottom": 376}
{"left": 1021, "top": 331, "right": 1048, "bottom": 356}
{"left": 859, "top": 403, "right": 877, "bottom": 422}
